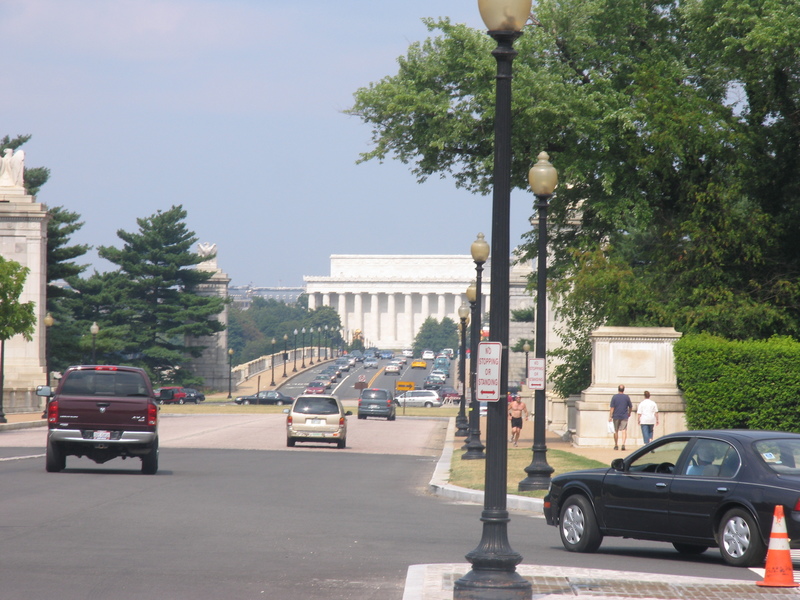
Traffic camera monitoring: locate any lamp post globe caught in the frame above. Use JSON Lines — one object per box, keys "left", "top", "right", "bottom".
{"left": 454, "top": 1, "right": 532, "bottom": 597}
{"left": 455, "top": 302, "right": 471, "bottom": 437}
{"left": 519, "top": 151, "right": 557, "bottom": 492}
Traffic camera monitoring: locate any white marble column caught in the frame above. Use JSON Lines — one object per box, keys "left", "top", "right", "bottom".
{"left": 421, "top": 294, "right": 429, "bottom": 328}
{"left": 405, "top": 293, "right": 415, "bottom": 343}
{"left": 438, "top": 294, "right": 446, "bottom": 321}
{"left": 339, "top": 293, "right": 348, "bottom": 334}
{"left": 308, "top": 293, "right": 317, "bottom": 311}
{"left": 322, "top": 293, "right": 330, "bottom": 307}
{"left": 354, "top": 293, "right": 363, "bottom": 337}
{"left": 371, "top": 293, "right": 380, "bottom": 344}
{"left": 387, "top": 293, "right": 396, "bottom": 344}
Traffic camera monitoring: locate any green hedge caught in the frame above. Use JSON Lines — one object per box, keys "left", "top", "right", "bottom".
{"left": 674, "top": 334, "right": 800, "bottom": 432}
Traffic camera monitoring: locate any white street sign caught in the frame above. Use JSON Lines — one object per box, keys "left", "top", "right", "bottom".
{"left": 528, "top": 358, "right": 545, "bottom": 390}
{"left": 477, "top": 341, "right": 502, "bottom": 401}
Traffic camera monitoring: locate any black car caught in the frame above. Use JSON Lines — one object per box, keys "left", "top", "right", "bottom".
{"left": 544, "top": 430, "right": 800, "bottom": 567}
{"left": 235, "top": 390, "right": 294, "bottom": 405}
{"left": 357, "top": 388, "right": 396, "bottom": 420}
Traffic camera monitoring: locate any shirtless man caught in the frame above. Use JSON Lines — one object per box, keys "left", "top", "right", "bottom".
{"left": 508, "top": 397, "right": 528, "bottom": 446}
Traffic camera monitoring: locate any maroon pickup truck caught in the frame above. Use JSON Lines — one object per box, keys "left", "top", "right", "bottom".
{"left": 37, "top": 365, "right": 160, "bottom": 474}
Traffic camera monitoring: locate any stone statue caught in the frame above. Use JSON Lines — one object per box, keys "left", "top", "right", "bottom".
{"left": 0, "top": 148, "right": 25, "bottom": 188}
{"left": 197, "top": 242, "right": 217, "bottom": 258}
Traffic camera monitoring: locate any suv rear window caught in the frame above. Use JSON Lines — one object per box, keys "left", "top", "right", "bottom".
{"left": 294, "top": 397, "right": 340, "bottom": 415}
{"left": 60, "top": 370, "right": 148, "bottom": 397}
{"left": 361, "top": 389, "right": 390, "bottom": 401}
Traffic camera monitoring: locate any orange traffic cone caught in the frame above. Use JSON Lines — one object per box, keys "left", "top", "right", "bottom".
{"left": 757, "top": 505, "right": 799, "bottom": 587}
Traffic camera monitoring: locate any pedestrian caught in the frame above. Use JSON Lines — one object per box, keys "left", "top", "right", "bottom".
{"left": 508, "top": 396, "right": 527, "bottom": 447}
{"left": 636, "top": 391, "right": 659, "bottom": 445}
{"left": 608, "top": 384, "right": 632, "bottom": 451}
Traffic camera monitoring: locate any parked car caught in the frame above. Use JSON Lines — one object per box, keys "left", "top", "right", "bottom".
{"left": 544, "top": 429, "right": 800, "bottom": 567}
{"left": 184, "top": 388, "right": 205, "bottom": 402}
{"left": 157, "top": 386, "right": 199, "bottom": 404}
{"left": 286, "top": 394, "right": 350, "bottom": 448}
{"left": 363, "top": 357, "right": 378, "bottom": 369}
{"left": 235, "top": 390, "right": 294, "bottom": 405}
{"left": 411, "top": 359, "right": 427, "bottom": 369}
{"left": 396, "top": 390, "right": 443, "bottom": 408}
{"left": 384, "top": 362, "right": 401, "bottom": 375}
{"left": 438, "top": 386, "right": 460, "bottom": 404}
{"left": 304, "top": 381, "right": 327, "bottom": 394}
{"left": 357, "top": 388, "right": 396, "bottom": 420}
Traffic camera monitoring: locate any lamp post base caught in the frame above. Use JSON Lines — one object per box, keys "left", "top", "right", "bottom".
{"left": 454, "top": 566, "right": 532, "bottom": 600}
{"left": 518, "top": 450, "right": 554, "bottom": 491}
{"left": 462, "top": 437, "right": 486, "bottom": 460}
{"left": 455, "top": 413, "right": 469, "bottom": 437}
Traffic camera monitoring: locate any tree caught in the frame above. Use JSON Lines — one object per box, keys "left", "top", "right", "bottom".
{"left": 0, "top": 257, "right": 37, "bottom": 420}
{"left": 89, "top": 205, "right": 225, "bottom": 384}
{"left": 349, "top": 0, "right": 800, "bottom": 389}
{"left": 413, "top": 317, "right": 458, "bottom": 356}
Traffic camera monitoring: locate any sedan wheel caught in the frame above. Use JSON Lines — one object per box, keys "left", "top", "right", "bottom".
{"left": 719, "top": 508, "right": 766, "bottom": 567}
{"left": 276, "top": 400, "right": 284, "bottom": 406}
{"left": 559, "top": 495, "right": 603, "bottom": 553}
{"left": 673, "top": 543, "right": 709, "bottom": 555}
{"left": 243, "top": 399, "right": 250, "bottom": 405}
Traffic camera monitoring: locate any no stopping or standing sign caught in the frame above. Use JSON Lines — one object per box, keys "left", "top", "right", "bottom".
{"left": 477, "top": 341, "right": 502, "bottom": 401}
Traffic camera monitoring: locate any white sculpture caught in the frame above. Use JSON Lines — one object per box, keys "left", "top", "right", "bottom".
{"left": 0, "top": 148, "right": 25, "bottom": 188}
{"left": 197, "top": 242, "right": 217, "bottom": 257}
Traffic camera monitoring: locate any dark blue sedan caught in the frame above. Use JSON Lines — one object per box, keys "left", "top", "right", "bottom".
{"left": 544, "top": 430, "right": 800, "bottom": 567}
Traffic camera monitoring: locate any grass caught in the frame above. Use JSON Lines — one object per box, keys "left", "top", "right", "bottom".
{"left": 450, "top": 446, "right": 606, "bottom": 499}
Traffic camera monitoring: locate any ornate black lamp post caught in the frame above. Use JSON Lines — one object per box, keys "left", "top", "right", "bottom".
{"left": 308, "top": 327, "right": 315, "bottom": 365}
{"left": 293, "top": 329, "right": 298, "bottom": 373}
{"left": 227, "top": 348, "right": 234, "bottom": 399}
{"left": 90, "top": 321, "right": 99, "bottom": 364}
{"left": 301, "top": 327, "right": 307, "bottom": 368}
{"left": 317, "top": 327, "right": 323, "bottom": 362}
{"left": 455, "top": 302, "right": 471, "bottom": 437}
{"left": 454, "top": 0, "right": 532, "bottom": 596}
{"left": 519, "top": 152, "right": 558, "bottom": 491}
{"left": 44, "top": 312, "right": 55, "bottom": 387}
{"left": 282, "top": 334, "right": 288, "bottom": 378}
{"left": 463, "top": 234, "right": 489, "bottom": 460}
{"left": 270, "top": 338, "right": 276, "bottom": 386}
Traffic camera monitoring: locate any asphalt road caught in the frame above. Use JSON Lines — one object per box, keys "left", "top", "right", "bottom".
{"left": 0, "top": 401, "right": 761, "bottom": 600}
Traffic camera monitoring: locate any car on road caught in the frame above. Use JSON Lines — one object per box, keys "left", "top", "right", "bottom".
{"left": 411, "top": 359, "right": 427, "bottom": 369}
{"left": 402, "top": 349, "right": 414, "bottom": 358}
{"left": 423, "top": 377, "right": 443, "bottom": 391}
{"left": 544, "top": 429, "right": 800, "bottom": 567}
{"left": 304, "top": 381, "right": 327, "bottom": 394}
{"left": 430, "top": 369, "right": 449, "bottom": 381}
{"left": 396, "top": 389, "right": 443, "bottom": 408}
{"left": 335, "top": 358, "right": 351, "bottom": 372}
{"left": 384, "top": 362, "right": 402, "bottom": 375}
{"left": 422, "top": 350, "right": 435, "bottom": 360}
{"left": 379, "top": 350, "right": 394, "bottom": 360}
{"left": 235, "top": 390, "right": 294, "bottom": 405}
{"left": 357, "top": 388, "right": 396, "bottom": 420}
{"left": 363, "top": 357, "right": 378, "bottom": 369}
{"left": 286, "top": 394, "right": 351, "bottom": 449}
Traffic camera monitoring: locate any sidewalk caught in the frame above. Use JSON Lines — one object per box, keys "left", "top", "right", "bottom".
{"left": 414, "top": 418, "right": 790, "bottom": 600}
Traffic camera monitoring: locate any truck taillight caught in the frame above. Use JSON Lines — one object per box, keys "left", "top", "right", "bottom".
{"left": 47, "top": 400, "right": 59, "bottom": 423}
{"left": 339, "top": 417, "right": 345, "bottom": 427}
{"left": 287, "top": 415, "right": 293, "bottom": 425}
{"left": 148, "top": 402, "right": 158, "bottom": 426}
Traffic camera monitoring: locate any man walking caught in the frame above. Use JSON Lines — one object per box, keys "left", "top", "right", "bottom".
{"left": 637, "top": 390, "right": 659, "bottom": 445}
{"left": 609, "top": 384, "right": 632, "bottom": 451}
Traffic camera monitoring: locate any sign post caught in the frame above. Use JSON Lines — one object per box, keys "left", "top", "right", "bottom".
{"left": 477, "top": 341, "right": 502, "bottom": 402}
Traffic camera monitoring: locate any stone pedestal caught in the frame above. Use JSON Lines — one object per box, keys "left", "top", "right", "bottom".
{"left": 0, "top": 186, "right": 50, "bottom": 413}
{"left": 573, "top": 326, "right": 685, "bottom": 447}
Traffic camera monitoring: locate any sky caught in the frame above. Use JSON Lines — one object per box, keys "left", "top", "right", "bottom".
{"left": 2, "top": 0, "right": 536, "bottom": 288}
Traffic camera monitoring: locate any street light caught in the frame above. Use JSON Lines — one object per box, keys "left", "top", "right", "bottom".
{"left": 44, "top": 312, "right": 55, "bottom": 387}
{"left": 519, "top": 151, "right": 558, "bottom": 491}
{"left": 523, "top": 341, "right": 530, "bottom": 379}
{"left": 455, "top": 302, "right": 471, "bottom": 437}
{"left": 324, "top": 325, "right": 329, "bottom": 360}
{"left": 309, "top": 327, "right": 315, "bottom": 365}
{"left": 293, "top": 328, "right": 298, "bottom": 372}
{"left": 282, "top": 334, "right": 288, "bottom": 378}
{"left": 454, "top": 0, "right": 532, "bottom": 596}
{"left": 90, "top": 321, "right": 99, "bottom": 364}
{"left": 301, "top": 327, "right": 307, "bottom": 368}
{"left": 317, "top": 327, "right": 322, "bottom": 362}
{"left": 463, "top": 233, "right": 489, "bottom": 460}
{"left": 270, "top": 338, "right": 276, "bottom": 386}
{"left": 227, "top": 348, "right": 234, "bottom": 399}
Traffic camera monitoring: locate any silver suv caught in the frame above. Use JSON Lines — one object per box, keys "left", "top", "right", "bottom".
{"left": 286, "top": 395, "right": 351, "bottom": 449}
{"left": 396, "top": 390, "right": 443, "bottom": 408}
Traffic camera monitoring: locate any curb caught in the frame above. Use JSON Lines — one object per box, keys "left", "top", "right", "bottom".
{"left": 428, "top": 417, "right": 543, "bottom": 514}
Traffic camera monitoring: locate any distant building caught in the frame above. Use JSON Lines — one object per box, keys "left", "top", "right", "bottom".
{"left": 229, "top": 285, "right": 305, "bottom": 309}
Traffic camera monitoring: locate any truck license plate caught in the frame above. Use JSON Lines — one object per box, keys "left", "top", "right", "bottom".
{"left": 93, "top": 430, "right": 111, "bottom": 440}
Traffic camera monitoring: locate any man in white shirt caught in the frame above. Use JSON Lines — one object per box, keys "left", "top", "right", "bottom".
{"left": 637, "top": 391, "right": 659, "bottom": 445}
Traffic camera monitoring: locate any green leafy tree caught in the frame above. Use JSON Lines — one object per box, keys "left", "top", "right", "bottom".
{"left": 0, "top": 257, "right": 37, "bottom": 418}
{"left": 89, "top": 205, "right": 225, "bottom": 384}
{"left": 413, "top": 317, "right": 458, "bottom": 356}
{"left": 349, "top": 0, "right": 800, "bottom": 390}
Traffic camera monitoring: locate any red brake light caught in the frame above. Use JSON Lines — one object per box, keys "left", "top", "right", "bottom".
{"left": 339, "top": 417, "right": 345, "bottom": 427}
{"left": 47, "top": 400, "right": 59, "bottom": 423}
{"left": 93, "top": 366, "right": 118, "bottom": 371}
{"left": 147, "top": 402, "right": 158, "bottom": 426}
{"left": 287, "top": 415, "right": 293, "bottom": 425}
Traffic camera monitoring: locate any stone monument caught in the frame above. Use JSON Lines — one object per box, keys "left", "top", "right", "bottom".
{"left": 0, "top": 149, "right": 50, "bottom": 413}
